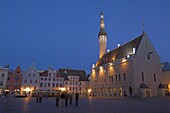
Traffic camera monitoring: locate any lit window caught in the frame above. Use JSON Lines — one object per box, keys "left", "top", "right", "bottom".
{"left": 132, "top": 48, "right": 136, "bottom": 54}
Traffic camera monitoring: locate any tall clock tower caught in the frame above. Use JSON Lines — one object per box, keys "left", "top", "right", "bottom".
{"left": 98, "top": 11, "right": 107, "bottom": 58}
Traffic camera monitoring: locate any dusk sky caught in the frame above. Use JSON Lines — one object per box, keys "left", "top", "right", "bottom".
{"left": 0, "top": 0, "right": 170, "bottom": 73}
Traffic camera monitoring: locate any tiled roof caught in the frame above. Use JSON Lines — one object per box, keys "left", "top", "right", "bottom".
{"left": 161, "top": 62, "right": 170, "bottom": 72}
{"left": 96, "top": 34, "right": 144, "bottom": 66}
{"left": 58, "top": 68, "right": 89, "bottom": 81}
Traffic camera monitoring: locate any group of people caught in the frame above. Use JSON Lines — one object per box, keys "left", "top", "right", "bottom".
{"left": 35, "top": 93, "right": 43, "bottom": 103}
{"left": 35, "top": 92, "right": 79, "bottom": 106}
{"left": 56, "top": 92, "right": 79, "bottom": 106}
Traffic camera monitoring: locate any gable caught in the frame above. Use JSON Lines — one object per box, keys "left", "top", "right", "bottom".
{"left": 96, "top": 34, "right": 144, "bottom": 67}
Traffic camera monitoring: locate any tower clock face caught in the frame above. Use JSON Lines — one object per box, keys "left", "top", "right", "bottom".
{"left": 101, "top": 15, "right": 103, "bottom": 18}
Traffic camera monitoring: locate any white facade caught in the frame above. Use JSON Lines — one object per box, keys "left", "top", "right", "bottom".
{"left": 0, "top": 67, "right": 8, "bottom": 94}
{"left": 39, "top": 66, "right": 64, "bottom": 93}
{"left": 21, "top": 63, "right": 39, "bottom": 96}
{"left": 58, "top": 68, "right": 89, "bottom": 96}
{"left": 64, "top": 75, "right": 89, "bottom": 96}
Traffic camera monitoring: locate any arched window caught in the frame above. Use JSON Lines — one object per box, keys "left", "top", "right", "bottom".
{"left": 154, "top": 73, "right": 156, "bottom": 82}
{"left": 142, "top": 72, "right": 144, "bottom": 82}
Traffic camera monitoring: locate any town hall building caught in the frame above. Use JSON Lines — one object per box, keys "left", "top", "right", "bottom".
{"left": 90, "top": 11, "right": 163, "bottom": 97}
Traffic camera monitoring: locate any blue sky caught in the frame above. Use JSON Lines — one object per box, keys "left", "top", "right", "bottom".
{"left": 0, "top": 0, "right": 170, "bottom": 73}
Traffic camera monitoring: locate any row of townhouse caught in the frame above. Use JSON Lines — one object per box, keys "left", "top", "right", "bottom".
{"left": 0, "top": 63, "right": 90, "bottom": 97}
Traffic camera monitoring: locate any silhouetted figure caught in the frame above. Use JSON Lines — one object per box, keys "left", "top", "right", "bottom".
{"left": 39, "top": 93, "right": 43, "bottom": 103}
{"left": 55, "top": 93, "right": 60, "bottom": 106}
{"left": 36, "top": 93, "right": 39, "bottom": 103}
{"left": 75, "top": 92, "right": 79, "bottom": 106}
{"left": 69, "top": 93, "right": 73, "bottom": 105}
{"left": 60, "top": 93, "right": 65, "bottom": 106}
{"left": 65, "top": 92, "right": 69, "bottom": 106}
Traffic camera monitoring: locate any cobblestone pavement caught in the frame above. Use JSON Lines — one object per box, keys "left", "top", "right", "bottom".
{"left": 0, "top": 96, "right": 170, "bottom": 113}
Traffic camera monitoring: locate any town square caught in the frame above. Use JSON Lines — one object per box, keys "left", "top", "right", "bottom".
{"left": 0, "top": 0, "right": 170, "bottom": 113}
{"left": 1, "top": 96, "right": 170, "bottom": 113}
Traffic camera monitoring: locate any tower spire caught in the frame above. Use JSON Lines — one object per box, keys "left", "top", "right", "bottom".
{"left": 98, "top": 11, "right": 107, "bottom": 58}
{"left": 98, "top": 11, "right": 107, "bottom": 37}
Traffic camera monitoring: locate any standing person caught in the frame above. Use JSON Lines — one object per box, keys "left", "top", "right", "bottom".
{"left": 36, "top": 93, "right": 39, "bottom": 103}
{"left": 65, "top": 92, "right": 69, "bottom": 106}
{"left": 60, "top": 93, "right": 65, "bottom": 106}
{"left": 55, "top": 93, "right": 60, "bottom": 106}
{"left": 75, "top": 92, "right": 79, "bottom": 106}
{"left": 39, "top": 93, "right": 43, "bottom": 103}
{"left": 69, "top": 93, "right": 73, "bottom": 105}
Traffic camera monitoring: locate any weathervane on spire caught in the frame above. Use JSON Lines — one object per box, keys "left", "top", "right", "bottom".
{"left": 142, "top": 21, "right": 145, "bottom": 34}
{"left": 100, "top": 2, "right": 103, "bottom": 11}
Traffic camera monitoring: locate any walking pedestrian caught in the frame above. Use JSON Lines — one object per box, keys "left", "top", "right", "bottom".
{"left": 69, "top": 93, "right": 73, "bottom": 105}
{"left": 55, "top": 93, "right": 60, "bottom": 106}
{"left": 75, "top": 92, "right": 79, "bottom": 106}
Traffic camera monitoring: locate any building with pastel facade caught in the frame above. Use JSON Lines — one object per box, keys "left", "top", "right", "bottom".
{"left": 39, "top": 66, "right": 64, "bottom": 96}
{"left": 161, "top": 62, "right": 170, "bottom": 95}
{"left": 58, "top": 68, "right": 89, "bottom": 96}
{"left": 21, "top": 63, "right": 40, "bottom": 96}
{"left": 6, "top": 65, "right": 22, "bottom": 95}
{"left": 0, "top": 67, "right": 8, "bottom": 95}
